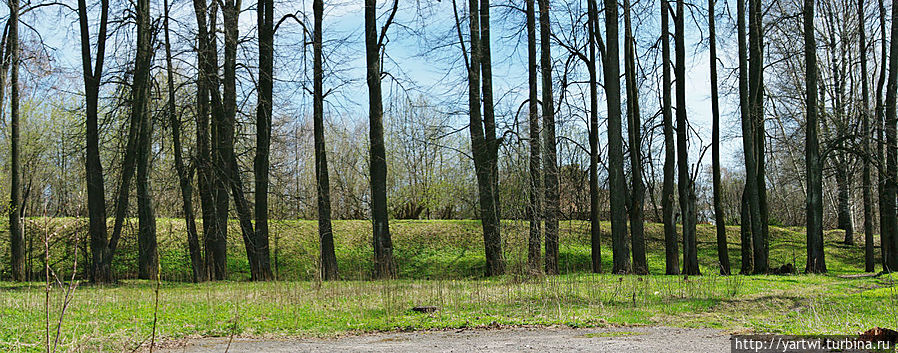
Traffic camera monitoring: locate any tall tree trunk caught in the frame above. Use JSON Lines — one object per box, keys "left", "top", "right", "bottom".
{"left": 738, "top": 0, "right": 759, "bottom": 275}
{"left": 748, "top": 0, "right": 768, "bottom": 274}
{"left": 134, "top": 0, "right": 157, "bottom": 280}
{"left": 164, "top": 0, "right": 204, "bottom": 282}
{"left": 526, "top": 0, "right": 543, "bottom": 274}
{"left": 675, "top": 0, "right": 699, "bottom": 276}
{"left": 313, "top": 0, "right": 339, "bottom": 280}
{"left": 220, "top": 0, "right": 267, "bottom": 280}
{"left": 859, "top": 0, "right": 874, "bottom": 272}
{"left": 538, "top": 0, "right": 559, "bottom": 275}
{"left": 623, "top": 0, "right": 647, "bottom": 274}
{"left": 603, "top": 0, "right": 632, "bottom": 274}
{"left": 804, "top": 0, "right": 826, "bottom": 273}
{"left": 253, "top": 0, "right": 275, "bottom": 281}
{"left": 193, "top": 0, "right": 226, "bottom": 280}
{"left": 660, "top": 0, "right": 679, "bottom": 275}
{"left": 708, "top": 0, "right": 729, "bottom": 275}
{"left": 877, "top": 0, "right": 889, "bottom": 270}
{"left": 365, "top": 0, "right": 397, "bottom": 279}
{"left": 587, "top": 0, "right": 601, "bottom": 274}
{"left": 7, "top": 0, "right": 24, "bottom": 282}
{"left": 883, "top": 0, "right": 898, "bottom": 272}
{"left": 480, "top": 0, "right": 505, "bottom": 276}
{"left": 455, "top": 0, "right": 504, "bottom": 277}
{"left": 78, "top": 0, "right": 111, "bottom": 283}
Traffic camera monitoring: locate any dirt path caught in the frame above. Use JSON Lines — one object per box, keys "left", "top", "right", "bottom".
{"left": 157, "top": 326, "right": 731, "bottom": 352}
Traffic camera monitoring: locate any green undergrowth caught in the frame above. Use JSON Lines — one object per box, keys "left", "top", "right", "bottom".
{"left": 0, "top": 219, "right": 894, "bottom": 352}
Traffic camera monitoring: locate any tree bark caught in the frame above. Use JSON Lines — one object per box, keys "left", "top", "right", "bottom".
{"left": 538, "top": 0, "right": 559, "bottom": 275}
{"left": 166, "top": 0, "right": 205, "bottom": 282}
{"left": 737, "top": 0, "right": 759, "bottom": 275}
{"left": 134, "top": 0, "right": 157, "bottom": 280}
{"left": 7, "top": 0, "right": 24, "bottom": 282}
{"left": 526, "top": 0, "right": 543, "bottom": 274}
{"left": 313, "top": 0, "right": 339, "bottom": 280}
{"left": 603, "top": 0, "right": 632, "bottom": 274}
{"left": 78, "top": 0, "right": 111, "bottom": 283}
{"left": 675, "top": 0, "right": 699, "bottom": 276}
{"left": 587, "top": 0, "right": 601, "bottom": 274}
{"left": 740, "top": 191, "right": 753, "bottom": 273}
{"left": 365, "top": 0, "right": 397, "bottom": 279}
{"left": 748, "top": 0, "right": 768, "bottom": 274}
{"left": 803, "top": 0, "right": 826, "bottom": 273}
{"left": 708, "top": 0, "right": 729, "bottom": 275}
{"left": 859, "top": 0, "right": 873, "bottom": 272}
{"left": 623, "top": 0, "right": 646, "bottom": 274}
{"left": 253, "top": 0, "right": 275, "bottom": 281}
{"left": 192, "top": 0, "right": 226, "bottom": 280}
{"left": 876, "top": 0, "right": 889, "bottom": 270}
{"left": 660, "top": 0, "right": 679, "bottom": 275}
{"left": 883, "top": 0, "right": 898, "bottom": 272}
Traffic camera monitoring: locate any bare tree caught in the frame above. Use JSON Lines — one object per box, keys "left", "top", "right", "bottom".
{"left": 526, "top": 0, "right": 543, "bottom": 274}
{"left": 804, "top": 0, "right": 825, "bottom": 274}
{"left": 603, "top": 0, "right": 632, "bottom": 274}
{"left": 78, "top": 0, "right": 112, "bottom": 283}
{"left": 883, "top": 0, "right": 898, "bottom": 272}
{"left": 314, "top": 0, "right": 339, "bottom": 280}
{"left": 453, "top": 0, "right": 505, "bottom": 276}
{"left": 7, "top": 0, "right": 24, "bottom": 281}
{"left": 660, "top": 0, "right": 679, "bottom": 275}
{"left": 708, "top": 0, "right": 729, "bottom": 275}
{"left": 166, "top": 0, "right": 205, "bottom": 282}
{"left": 539, "top": 0, "right": 559, "bottom": 275}
{"left": 364, "top": 0, "right": 398, "bottom": 279}
{"left": 675, "top": 0, "right": 699, "bottom": 275}
{"left": 134, "top": 0, "right": 157, "bottom": 279}
{"left": 623, "top": 0, "right": 647, "bottom": 274}
{"left": 587, "top": 0, "right": 601, "bottom": 273}
{"left": 254, "top": 0, "right": 276, "bottom": 280}
{"left": 857, "top": 0, "right": 874, "bottom": 273}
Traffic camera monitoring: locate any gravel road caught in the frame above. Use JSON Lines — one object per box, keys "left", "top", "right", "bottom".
{"left": 156, "top": 326, "right": 731, "bottom": 352}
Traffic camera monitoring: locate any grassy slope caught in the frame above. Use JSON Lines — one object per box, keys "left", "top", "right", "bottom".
{"left": 0, "top": 220, "right": 895, "bottom": 352}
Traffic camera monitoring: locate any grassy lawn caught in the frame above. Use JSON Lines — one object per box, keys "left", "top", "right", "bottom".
{"left": 0, "top": 220, "right": 896, "bottom": 352}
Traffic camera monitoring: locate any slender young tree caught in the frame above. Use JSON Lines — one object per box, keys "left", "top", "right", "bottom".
{"left": 804, "top": 0, "right": 826, "bottom": 274}
{"left": 7, "top": 0, "right": 24, "bottom": 282}
{"left": 78, "top": 0, "right": 112, "bottom": 283}
{"left": 539, "top": 0, "right": 560, "bottom": 275}
{"left": 134, "top": 0, "right": 157, "bottom": 279}
{"left": 314, "top": 0, "right": 339, "bottom": 280}
{"left": 623, "top": 0, "right": 647, "bottom": 274}
{"left": 708, "top": 0, "right": 729, "bottom": 275}
{"left": 603, "top": 0, "right": 632, "bottom": 274}
{"left": 526, "top": 0, "right": 543, "bottom": 274}
{"left": 254, "top": 0, "right": 275, "bottom": 280}
{"left": 675, "top": 0, "right": 699, "bottom": 275}
{"left": 164, "top": 0, "right": 204, "bottom": 282}
{"left": 364, "top": 0, "right": 398, "bottom": 279}
{"left": 660, "top": 0, "right": 679, "bottom": 275}
{"left": 587, "top": 0, "right": 601, "bottom": 273}
{"left": 858, "top": 0, "right": 874, "bottom": 273}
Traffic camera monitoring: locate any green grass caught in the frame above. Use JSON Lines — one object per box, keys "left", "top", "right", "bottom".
{"left": 0, "top": 220, "right": 895, "bottom": 352}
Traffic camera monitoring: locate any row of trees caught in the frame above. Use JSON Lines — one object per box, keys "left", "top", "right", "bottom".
{"left": 3, "top": 0, "right": 898, "bottom": 282}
